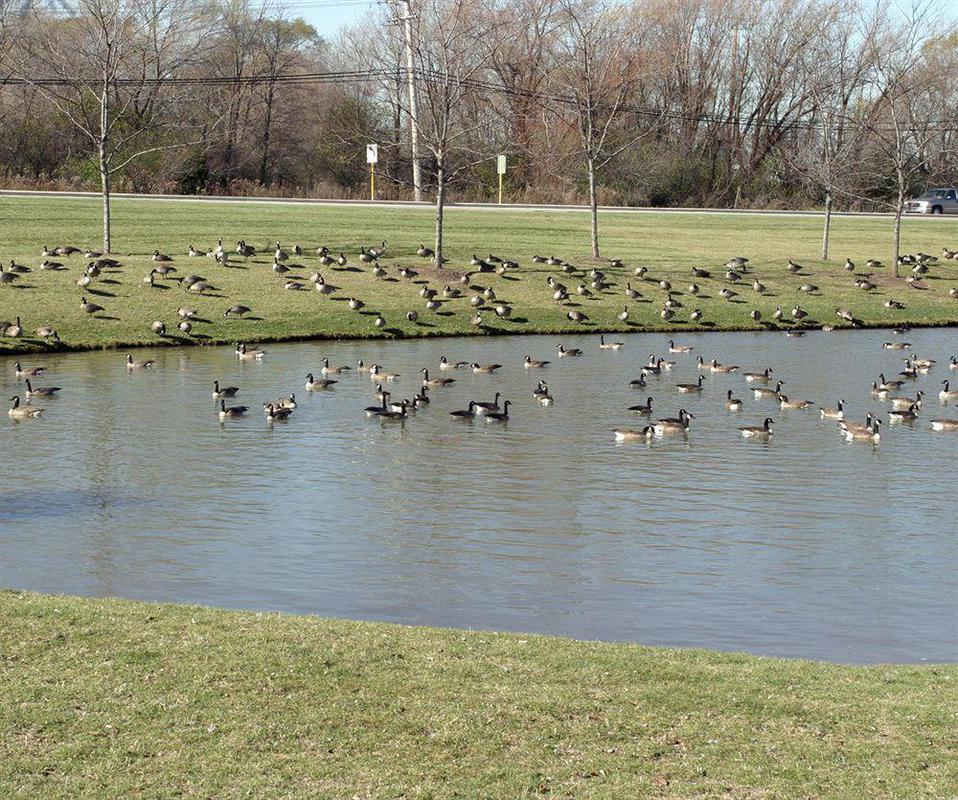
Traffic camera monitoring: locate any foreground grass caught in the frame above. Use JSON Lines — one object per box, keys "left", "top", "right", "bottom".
{"left": 1, "top": 196, "right": 957, "bottom": 355}
{"left": 1, "top": 592, "right": 955, "bottom": 798}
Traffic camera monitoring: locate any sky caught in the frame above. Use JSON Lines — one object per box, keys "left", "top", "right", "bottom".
{"left": 284, "top": 0, "right": 958, "bottom": 38}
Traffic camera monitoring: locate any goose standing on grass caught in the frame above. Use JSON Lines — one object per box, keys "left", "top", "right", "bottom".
{"left": 9, "top": 396, "right": 43, "bottom": 418}
{"left": 599, "top": 334, "right": 624, "bottom": 350}
{"left": 739, "top": 417, "right": 774, "bottom": 437}
{"left": 305, "top": 373, "right": 337, "bottom": 390}
{"left": 80, "top": 297, "right": 104, "bottom": 316}
{"left": 218, "top": 399, "right": 248, "bottom": 420}
{"left": 3, "top": 317, "right": 22, "bottom": 337}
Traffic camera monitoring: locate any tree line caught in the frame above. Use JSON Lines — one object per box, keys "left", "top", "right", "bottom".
{"left": 0, "top": 0, "right": 956, "bottom": 263}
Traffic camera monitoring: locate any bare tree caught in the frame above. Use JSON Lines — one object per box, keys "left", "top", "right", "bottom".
{"left": 16, "top": 0, "right": 213, "bottom": 252}
{"left": 545, "top": 0, "right": 648, "bottom": 259}
{"left": 860, "top": 1, "right": 954, "bottom": 276}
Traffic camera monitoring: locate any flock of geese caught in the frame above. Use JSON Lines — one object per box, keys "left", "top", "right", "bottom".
{"left": 1, "top": 238, "right": 958, "bottom": 347}
{"left": 8, "top": 332, "right": 958, "bottom": 443}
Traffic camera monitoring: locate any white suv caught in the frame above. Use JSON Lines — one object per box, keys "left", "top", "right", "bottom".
{"left": 904, "top": 188, "right": 958, "bottom": 215}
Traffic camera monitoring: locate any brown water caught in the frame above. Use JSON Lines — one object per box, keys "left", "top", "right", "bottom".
{"left": 1, "top": 328, "right": 956, "bottom": 663}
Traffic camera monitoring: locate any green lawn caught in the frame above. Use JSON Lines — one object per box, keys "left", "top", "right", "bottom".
{"left": 1, "top": 195, "right": 957, "bottom": 355}
{"left": 1, "top": 592, "right": 955, "bottom": 798}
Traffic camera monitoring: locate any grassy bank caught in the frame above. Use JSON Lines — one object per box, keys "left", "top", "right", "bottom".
{"left": 1, "top": 592, "right": 955, "bottom": 798}
{"left": 1, "top": 196, "right": 957, "bottom": 355}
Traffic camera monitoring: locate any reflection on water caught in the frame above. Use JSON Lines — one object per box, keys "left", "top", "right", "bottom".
{"left": 1, "top": 328, "right": 956, "bottom": 663}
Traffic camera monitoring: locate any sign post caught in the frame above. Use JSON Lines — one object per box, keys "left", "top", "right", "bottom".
{"left": 496, "top": 154, "right": 506, "bottom": 205}
{"left": 366, "top": 144, "right": 379, "bottom": 201}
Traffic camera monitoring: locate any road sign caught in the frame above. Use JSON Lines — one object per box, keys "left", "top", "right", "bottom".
{"left": 366, "top": 144, "right": 379, "bottom": 164}
{"left": 497, "top": 154, "right": 507, "bottom": 174}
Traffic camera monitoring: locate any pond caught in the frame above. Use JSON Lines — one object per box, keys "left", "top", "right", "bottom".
{"left": 1, "top": 328, "right": 956, "bottom": 663}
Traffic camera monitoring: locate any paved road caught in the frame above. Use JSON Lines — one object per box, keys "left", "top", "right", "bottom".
{"left": 2, "top": 188, "right": 955, "bottom": 221}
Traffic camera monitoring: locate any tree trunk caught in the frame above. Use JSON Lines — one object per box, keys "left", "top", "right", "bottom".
{"left": 99, "top": 85, "right": 111, "bottom": 254}
{"left": 587, "top": 157, "right": 599, "bottom": 259}
{"left": 892, "top": 206, "right": 902, "bottom": 279}
{"left": 259, "top": 81, "right": 276, "bottom": 185}
{"left": 433, "top": 161, "right": 444, "bottom": 270}
{"left": 821, "top": 190, "right": 832, "bottom": 260}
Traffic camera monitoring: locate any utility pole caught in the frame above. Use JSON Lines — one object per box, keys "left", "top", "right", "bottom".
{"left": 397, "top": 0, "right": 422, "bottom": 202}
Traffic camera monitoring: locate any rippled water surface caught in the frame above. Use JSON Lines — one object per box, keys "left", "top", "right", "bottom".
{"left": 2, "top": 328, "right": 956, "bottom": 663}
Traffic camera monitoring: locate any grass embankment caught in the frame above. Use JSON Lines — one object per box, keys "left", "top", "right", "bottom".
{"left": 1, "top": 592, "right": 955, "bottom": 798}
{"left": 1, "top": 196, "right": 957, "bottom": 355}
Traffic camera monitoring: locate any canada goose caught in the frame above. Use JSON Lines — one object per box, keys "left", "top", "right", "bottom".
{"left": 429, "top": 300, "right": 444, "bottom": 312}
{"left": 151, "top": 320, "right": 166, "bottom": 335}
{"left": 484, "top": 400, "right": 512, "bottom": 422}
{"left": 305, "top": 373, "right": 337, "bottom": 390}
{"left": 791, "top": 306, "right": 808, "bottom": 320}
{"left": 406, "top": 310, "right": 419, "bottom": 323}
{"left": 3, "top": 317, "right": 22, "bottom": 337}
{"left": 322, "top": 358, "right": 350, "bottom": 375}
{"left": 676, "top": 376, "right": 706, "bottom": 393}
{"left": 950, "top": 356, "right": 958, "bottom": 371}
{"left": 688, "top": 283, "right": 700, "bottom": 295}
{"left": 690, "top": 309, "right": 703, "bottom": 323}
{"left": 439, "top": 356, "right": 468, "bottom": 370}
{"left": 642, "top": 357, "right": 666, "bottom": 377}
{"left": 668, "top": 340, "right": 693, "bottom": 354}
{"left": 413, "top": 386, "right": 430, "bottom": 406}
{"left": 629, "top": 397, "right": 653, "bottom": 414}
{"left": 726, "top": 256, "right": 749, "bottom": 268}
{"left": 370, "top": 365, "right": 399, "bottom": 382}
{"left": 653, "top": 409, "right": 693, "bottom": 435}
{"left": 264, "top": 403, "right": 293, "bottom": 421}
{"left": 421, "top": 369, "right": 455, "bottom": 387}
{"left": 743, "top": 368, "right": 773, "bottom": 384}
{"left": 625, "top": 282, "right": 640, "bottom": 299}
{"left": 178, "top": 307, "right": 198, "bottom": 320}
{"left": 940, "top": 381, "right": 958, "bottom": 401}
{"left": 348, "top": 298, "right": 365, "bottom": 311}
{"left": 443, "top": 285, "right": 461, "bottom": 299}
{"left": 80, "top": 297, "right": 104, "bottom": 315}
{"left": 912, "top": 358, "right": 934, "bottom": 373}
{"left": 599, "top": 335, "right": 623, "bottom": 350}
{"left": 877, "top": 374, "right": 903, "bottom": 391}
{"left": 889, "top": 391, "right": 922, "bottom": 410}
{"left": 126, "top": 354, "right": 156, "bottom": 370}
{"left": 8, "top": 395, "right": 43, "bottom": 418}
{"left": 218, "top": 399, "right": 248, "bottom": 419}
{"left": 450, "top": 401, "right": 477, "bottom": 418}
{"left": 786, "top": 259, "right": 803, "bottom": 273}
{"left": 274, "top": 242, "right": 288, "bottom": 263}
{"left": 417, "top": 245, "right": 434, "bottom": 258}
{"left": 753, "top": 381, "right": 785, "bottom": 400}
{"left": 618, "top": 307, "right": 629, "bottom": 322}
{"left": 779, "top": 394, "right": 814, "bottom": 410}
{"left": 272, "top": 260, "right": 290, "bottom": 275}
{"left": 556, "top": 345, "right": 581, "bottom": 357}
{"left": 629, "top": 375, "right": 647, "bottom": 388}
{"left": 276, "top": 393, "right": 297, "bottom": 410}
{"left": 376, "top": 400, "right": 408, "bottom": 421}
{"left": 709, "top": 358, "right": 738, "bottom": 374}
{"left": 224, "top": 305, "right": 251, "bottom": 318}
{"left": 719, "top": 287, "right": 738, "bottom": 301}
{"left": 799, "top": 284, "right": 818, "bottom": 294}
{"left": 820, "top": 400, "right": 845, "bottom": 420}
{"left": 39, "top": 259, "right": 64, "bottom": 271}
{"left": 634, "top": 266, "right": 648, "bottom": 279}
{"left": 752, "top": 279, "right": 766, "bottom": 294}
{"left": 471, "top": 363, "right": 502, "bottom": 374}
{"left": 930, "top": 418, "right": 958, "bottom": 431}
{"left": 235, "top": 343, "right": 265, "bottom": 361}
{"left": 212, "top": 380, "right": 239, "bottom": 399}
{"left": 356, "top": 360, "right": 373, "bottom": 372}
{"left": 739, "top": 417, "right": 774, "bottom": 437}
{"left": 524, "top": 355, "right": 550, "bottom": 369}
{"left": 7, "top": 260, "right": 30, "bottom": 274}
{"left": 399, "top": 267, "right": 418, "bottom": 280}
{"left": 888, "top": 403, "right": 919, "bottom": 422}
{"left": 567, "top": 310, "right": 589, "bottom": 323}
{"left": 359, "top": 247, "right": 375, "bottom": 264}
{"left": 884, "top": 299, "right": 905, "bottom": 310}
{"left": 843, "top": 418, "right": 881, "bottom": 442}
{"left": 725, "top": 270, "right": 741, "bottom": 283}
{"left": 374, "top": 314, "right": 386, "bottom": 329}
{"left": 725, "top": 390, "right": 743, "bottom": 411}
{"left": 188, "top": 244, "right": 204, "bottom": 257}
{"left": 14, "top": 362, "right": 46, "bottom": 379}
{"left": 613, "top": 426, "right": 654, "bottom": 442}
{"left": 315, "top": 277, "right": 336, "bottom": 295}
{"left": 472, "top": 393, "right": 502, "bottom": 414}
{"left": 24, "top": 379, "right": 60, "bottom": 398}
{"left": 772, "top": 306, "right": 784, "bottom": 322}
{"left": 152, "top": 250, "right": 172, "bottom": 262}
{"left": 36, "top": 326, "right": 59, "bottom": 342}
{"left": 870, "top": 382, "right": 888, "bottom": 398}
